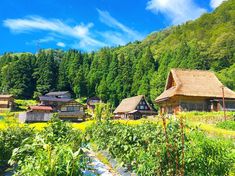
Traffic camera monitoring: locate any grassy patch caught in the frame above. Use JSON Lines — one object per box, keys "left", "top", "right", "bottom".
{"left": 189, "top": 122, "right": 235, "bottom": 139}
{"left": 216, "top": 120, "right": 235, "bottom": 131}
{"left": 0, "top": 117, "right": 95, "bottom": 132}
{"left": 72, "top": 120, "right": 94, "bottom": 131}
{"left": 28, "top": 123, "right": 48, "bottom": 130}
{"left": 179, "top": 111, "right": 235, "bottom": 124}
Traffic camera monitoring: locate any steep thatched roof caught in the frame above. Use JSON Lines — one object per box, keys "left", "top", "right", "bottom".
{"left": 155, "top": 69, "right": 235, "bottom": 102}
{"left": 114, "top": 95, "right": 145, "bottom": 113}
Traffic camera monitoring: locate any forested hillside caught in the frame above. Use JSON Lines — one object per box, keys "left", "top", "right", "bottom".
{"left": 0, "top": 0, "right": 234, "bottom": 107}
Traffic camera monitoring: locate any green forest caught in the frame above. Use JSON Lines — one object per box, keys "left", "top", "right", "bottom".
{"left": 0, "top": 0, "right": 234, "bottom": 106}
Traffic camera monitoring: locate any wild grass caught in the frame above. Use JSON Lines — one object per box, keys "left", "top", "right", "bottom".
{"left": 179, "top": 111, "right": 235, "bottom": 124}
{"left": 216, "top": 120, "right": 235, "bottom": 131}
{"left": 189, "top": 122, "right": 235, "bottom": 140}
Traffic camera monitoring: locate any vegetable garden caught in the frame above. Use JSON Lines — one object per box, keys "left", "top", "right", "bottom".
{"left": 0, "top": 113, "right": 235, "bottom": 175}
{"left": 86, "top": 119, "right": 235, "bottom": 176}
{"left": 0, "top": 118, "right": 90, "bottom": 175}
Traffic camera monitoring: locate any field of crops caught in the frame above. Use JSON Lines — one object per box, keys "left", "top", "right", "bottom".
{"left": 86, "top": 119, "right": 235, "bottom": 175}
{"left": 0, "top": 111, "right": 235, "bottom": 175}
{"left": 0, "top": 118, "right": 93, "bottom": 175}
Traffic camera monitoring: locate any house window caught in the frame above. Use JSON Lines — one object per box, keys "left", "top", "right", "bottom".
{"left": 140, "top": 105, "right": 144, "bottom": 110}
{"left": 61, "top": 107, "right": 66, "bottom": 111}
{"left": 67, "top": 106, "right": 75, "bottom": 112}
{"left": 225, "top": 101, "right": 235, "bottom": 110}
{"left": 74, "top": 106, "right": 80, "bottom": 111}
{"left": 180, "top": 102, "right": 206, "bottom": 111}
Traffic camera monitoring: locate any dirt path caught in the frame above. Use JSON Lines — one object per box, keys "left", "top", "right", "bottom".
{"left": 83, "top": 148, "right": 120, "bottom": 176}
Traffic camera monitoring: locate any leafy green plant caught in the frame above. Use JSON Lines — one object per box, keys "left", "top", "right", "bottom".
{"left": 0, "top": 125, "right": 34, "bottom": 173}
{"left": 8, "top": 117, "right": 90, "bottom": 176}
{"left": 93, "top": 103, "right": 113, "bottom": 121}
{"left": 216, "top": 120, "right": 235, "bottom": 131}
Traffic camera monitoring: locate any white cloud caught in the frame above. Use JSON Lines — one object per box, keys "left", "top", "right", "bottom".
{"left": 37, "top": 36, "right": 55, "bottom": 43}
{"left": 56, "top": 42, "right": 66, "bottom": 47}
{"left": 97, "top": 9, "right": 144, "bottom": 46}
{"left": 210, "top": 0, "right": 226, "bottom": 9}
{"left": 3, "top": 13, "right": 144, "bottom": 50}
{"left": 146, "top": 0, "right": 207, "bottom": 25}
{"left": 3, "top": 16, "right": 105, "bottom": 49}
{"left": 26, "top": 36, "right": 55, "bottom": 45}
{"left": 97, "top": 9, "right": 143, "bottom": 41}
{"left": 98, "top": 31, "right": 126, "bottom": 46}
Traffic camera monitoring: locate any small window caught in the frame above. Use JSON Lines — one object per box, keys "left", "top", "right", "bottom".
{"left": 61, "top": 107, "right": 66, "bottom": 111}
{"left": 74, "top": 106, "right": 80, "bottom": 111}
{"left": 67, "top": 106, "right": 74, "bottom": 112}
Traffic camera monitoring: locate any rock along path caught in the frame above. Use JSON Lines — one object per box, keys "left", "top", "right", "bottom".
{"left": 83, "top": 148, "right": 120, "bottom": 176}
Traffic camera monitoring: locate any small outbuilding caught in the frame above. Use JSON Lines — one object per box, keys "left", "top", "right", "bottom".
{"left": 155, "top": 69, "right": 235, "bottom": 114}
{"left": 0, "top": 95, "right": 14, "bottom": 112}
{"left": 114, "top": 95, "right": 157, "bottom": 119}
{"left": 86, "top": 97, "right": 101, "bottom": 112}
{"left": 28, "top": 106, "right": 53, "bottom": 113}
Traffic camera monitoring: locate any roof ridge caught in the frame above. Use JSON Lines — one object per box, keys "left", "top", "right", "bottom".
{"left": 171, "top": 68, "right": 214, "bottom": 73}
{"left": 122, "top": 95, "right": 144, "bottom": 100}
{"left": 170, "top": 69, "right": 182, "bottom": 92}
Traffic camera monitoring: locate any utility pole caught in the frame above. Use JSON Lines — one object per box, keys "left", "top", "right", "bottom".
{"left": 221, "top": 86, "right": 226, "bottom": 121}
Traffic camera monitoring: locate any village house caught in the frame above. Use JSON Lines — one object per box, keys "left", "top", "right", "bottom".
{"left": 39, "top": 91, "right": 85, "bottom": 120}
{"left": 39, "top": 91, "right": 72, "bottom": 110}
{"left": 114, "top": 95, "right": 157, "bottom": 119}
{"left": 0, "top": 95, "right": 14, "bottom": 112}
{"left": 86, "top": 97, "right": 101, "bottom": 112}
{"left": 19, "top": 91, "right": 85, "bottom": 123}
{"left": 155, "top": 69, "right": 235, "bottom": 114}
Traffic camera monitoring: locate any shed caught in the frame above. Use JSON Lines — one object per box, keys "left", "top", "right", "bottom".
{"left": 0, "top": 95, "right": 14, "bottom": 112}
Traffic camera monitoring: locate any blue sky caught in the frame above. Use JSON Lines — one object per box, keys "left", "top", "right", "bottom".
{"left": 0, "top": 0, "right": 226, "bottom": 53}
